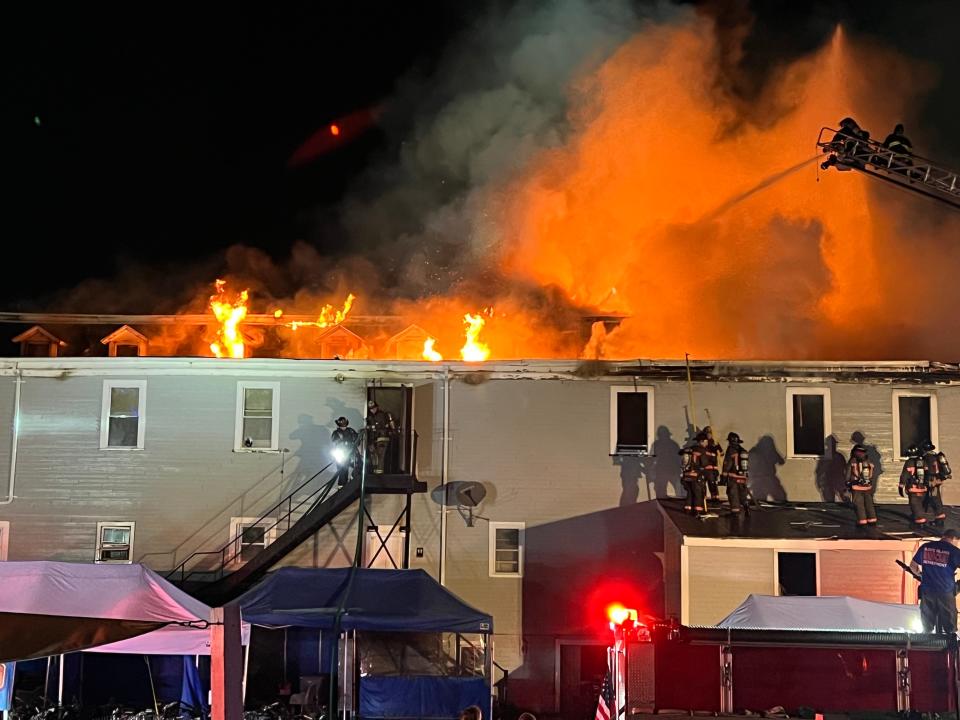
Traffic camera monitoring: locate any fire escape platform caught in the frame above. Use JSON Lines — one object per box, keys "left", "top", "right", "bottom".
{"left": 193, "top": 470, "right": 425, "bottom": 606}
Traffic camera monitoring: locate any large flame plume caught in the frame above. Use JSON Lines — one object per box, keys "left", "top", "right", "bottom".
{"left": 289, "top": 293, "right": 356, "bottom": 331}
{"left": 460, "top": 313, "right": 491, "bottom": 362}
{"left": 209, "top": 280, "right": 249, "bottom": 358}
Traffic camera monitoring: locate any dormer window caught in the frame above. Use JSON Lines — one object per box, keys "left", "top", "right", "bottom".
{"left": 12, "top": 325, "right": 63, "bottom": 357}
{"left": 100, "top": 325, "right": 149, "bottom": 357}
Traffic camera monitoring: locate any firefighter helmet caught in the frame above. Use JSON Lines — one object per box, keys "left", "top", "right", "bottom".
{"left": 368, "top": 400, "right": 378, "bottom": 410}
{"left": 727, "top": 431, "right": 742, "bottom": 445}
{"left": 335, "top": 416, "right": 349, "bottom": 428}
{"left": 905, "top": 444, "right": 920, "bottom": 457}
{"left": 921, "top": 440, "right": 936, "bottom": 453}
{"left": 695, "top": 431, "right": 708, "bottom": 443}
{"left": 839, "top": 117, "right": 857, "bottom": 128}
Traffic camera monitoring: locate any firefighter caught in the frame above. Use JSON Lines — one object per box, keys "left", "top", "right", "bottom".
{"left": 331, "top": 416, "right": 359, "bottom": 486}
{"left": 722, "top": 432, "right": 750, "bottom": 514}
{"left": 847, "top": 443, "right": 877, "bottom": 526}
{"left": 702, "top": 426, "right": 723, "bottom": 502}
{"left": 899, "top": 444, "right": 929, "bottom": 526}
{"left": 365, "top": 400, "right": 397, "bottom": 474}
{"left": 822, "top": 117, "right": 869, "bottom": 169}
{"left": 679, "top": 439, "right": 705, "bottom": 516}
{"left": 910, "top": 529, "right": 960, "bottom": 634}
{"left": 883, "top": 123, "right": 913, "bottom": 154}
{"left": 921, "top": 440, "right": 951, "bottom": 525}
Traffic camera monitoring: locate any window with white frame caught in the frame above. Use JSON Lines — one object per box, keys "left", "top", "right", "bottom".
{"left": 228, "top": 517, "right": 277, "bottom": 567}
{"left": 0, "top": 521, "right": 9, "bottom": 561}
{"left": 893, "top": 391, "right": 938, "bottom": 460}
{"left": 235, "top": 382, "right": 280, "bottom": 451}
{"left": 609, "top": 386, "right": 655, "bottom": 455}
{"left": 96, "top": 521, "right": 135, "bottom": 563}
{"left": 489, "top": 522, "right": 524, "bottom": 577}
{"left": 100, "top": 380, "right": 146, "bottom": 449}
{"left": 785, "top": 388, "right": 831, "bottom": 458}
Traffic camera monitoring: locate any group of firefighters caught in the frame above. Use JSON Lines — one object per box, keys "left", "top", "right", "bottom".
{"left": 820, "top": 117, "right": 914, "bottom": 170}
{"left": 329, "top": 399, "right": 399, "bottom": 483}
{"left": 679, "top": 427, "right": 952, "bottom": 528}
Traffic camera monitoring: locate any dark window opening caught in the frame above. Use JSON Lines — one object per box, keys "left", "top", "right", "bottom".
{"left": 116, "top": 344, "right": 139, "bottom": 357}
{"left": 898, "top": 396, "right": 932, "bottom": 457}
{"left": 778, "top": 552, "right": 817, "bottom": 596}
{"left": 616, "top": 392, "right": 649, "bottom": 454}
{"left": 791, "top": 393, "right": 825, "bottom": 456}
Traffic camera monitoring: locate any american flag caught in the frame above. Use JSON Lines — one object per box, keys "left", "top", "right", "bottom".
{"left": 595, "top": 670, "right": 613, "bottom": 720}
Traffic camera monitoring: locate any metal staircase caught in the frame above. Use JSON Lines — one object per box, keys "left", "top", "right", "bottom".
{"left": 166, "top": 431, "right": 426, "bottom": 605}
{"left": 817, "top": 126, "right": 960, "bottom": 209}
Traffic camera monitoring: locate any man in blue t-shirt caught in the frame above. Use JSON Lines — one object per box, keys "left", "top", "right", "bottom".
{"left": 911, "top": 529, "right": 960, "bottom": 633}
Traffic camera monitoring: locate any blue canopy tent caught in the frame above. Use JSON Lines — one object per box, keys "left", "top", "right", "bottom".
{"left": 232, "top": 568, "right": 493, "bottom": 719}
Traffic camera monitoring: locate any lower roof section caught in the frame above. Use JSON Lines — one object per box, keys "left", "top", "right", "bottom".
{"left": 658, "top": 498, "right": 951, "bottom": 542}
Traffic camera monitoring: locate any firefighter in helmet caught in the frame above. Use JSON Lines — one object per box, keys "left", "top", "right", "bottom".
{"left": 847, "top": 443, "right": 877, "bottom": 526}
{"left": 899, "top": 443, "right": 929, "bottom": 526}
{"left": 679, "top": 436, "right": 705, "bottom": 516}
{"left": 702, "top": 426, "right": 723, "bottom": 503}
{"left": 722, "top": 432, "right": 750, "bottom": 514}
{"left": 331, "top": 416, "right": 359, "bottom": 486}
{"left": 921, "top": 440, "right": 951, "bottom": 525}
{"left": 365, "top": 400, "right": 397, "bottom": 474}
{"left": 822, "top": 117, "right": 869, "bottom": 170}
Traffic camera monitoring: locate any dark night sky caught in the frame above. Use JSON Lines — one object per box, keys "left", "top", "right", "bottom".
{"left": 2, "top": 1, "right": 958, "bottom": 309}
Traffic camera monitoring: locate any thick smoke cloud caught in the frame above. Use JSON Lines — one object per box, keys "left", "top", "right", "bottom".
{"left": 48, "top": 0, "right": 960, "bottom": 361}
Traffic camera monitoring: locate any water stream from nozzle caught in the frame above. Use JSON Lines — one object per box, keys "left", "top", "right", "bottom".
{"left": 700, "top": 155, "right": 821, "bottom": 223}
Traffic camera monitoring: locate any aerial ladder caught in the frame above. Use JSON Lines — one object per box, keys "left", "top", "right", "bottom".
{"left": 816, "top": 126, "right": 960, "bottom": 210}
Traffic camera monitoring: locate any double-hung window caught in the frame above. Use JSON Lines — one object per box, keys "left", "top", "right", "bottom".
{"left": 235, "top": 382, "right": 280, "bottom": 451}
{"left": 100, "top": 380, "right": 146, "bottom": 449}
{"left": 489, "top": 522, "right": 525, "bottom": 577}
{"left": 96, "top": 521, "right": 135, "bottom": 563}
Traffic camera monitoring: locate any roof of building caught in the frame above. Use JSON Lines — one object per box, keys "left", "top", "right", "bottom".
{"left": 658, "top": 498, "right": 957, "bottom": 542}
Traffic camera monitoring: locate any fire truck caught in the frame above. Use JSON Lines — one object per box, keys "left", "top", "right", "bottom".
{"left": 816, "top": 125, "right": 960, "bottom": 210}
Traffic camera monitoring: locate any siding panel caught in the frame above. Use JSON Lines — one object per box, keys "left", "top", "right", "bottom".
{"left": 687, "top": 546, "right": 774, "bottom": 626}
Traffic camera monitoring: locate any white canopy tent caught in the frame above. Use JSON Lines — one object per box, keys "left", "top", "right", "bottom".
{"left": 716, "top": 594, "right": 923, "bottom": 633}
{"left": 0, "top": 561, "right": 248, "bottom": 660}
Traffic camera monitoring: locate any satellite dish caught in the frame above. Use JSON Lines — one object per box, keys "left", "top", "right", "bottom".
{"left": 429, "top": 481, "right": 488, "bottom": 528}
{"left": 456, "top": 482, "right": 487, "bottom": 507}
{"left": 431, "top": 481, "right": 488, "bottom": 507}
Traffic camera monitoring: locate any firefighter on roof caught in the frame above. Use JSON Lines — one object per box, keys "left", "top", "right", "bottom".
{"left": 921, "top": 440, "right": 950, "bottom": 525}
{"left": 847, "top": 443, "right": 877, "bottom": 526}
{"left": 679, "top": 436, "right": 705, "bottom": 516}
{"left": 899, "top": 443, "right": 929, "bottom": 526}
{"left": 722, "top": 432, "right": 750, "bottom": 514}
{"left": 702, "top": 426, "right": 723, "bottom": 503}
{"left": 365, "top": 400, "right": 397, "bottom": 474}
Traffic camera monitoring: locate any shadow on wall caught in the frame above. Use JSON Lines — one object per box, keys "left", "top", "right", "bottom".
{"left": 511, "top": 501, "right": 664, "bottom": 712}
{"left": 613, "top": 426, "right": 682, "bottom": 506}
{"left": 749, "top": 434, "right": 788, "bottom": 502}
{"left": 815, "top": 435, "right": 848, "bottom": 503}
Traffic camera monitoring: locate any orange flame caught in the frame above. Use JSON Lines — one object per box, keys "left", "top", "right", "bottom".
{"left": 460, "top": 314, "right": 490, "bottom": 362}
{"left": 330, "top": 124, "right": 340, "bottom": 136}
{"left": 422, "top": 337, "right": 443, "bottom": 362}
{"left": 209, "top": 279, "right": 249, "bottom": 358}
{"left": 289, "top": 293, "right": 356, "bottom": 331}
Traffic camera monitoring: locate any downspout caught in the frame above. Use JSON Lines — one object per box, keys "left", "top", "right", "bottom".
{"left": 1, "top": 366, "right": 22, "bottom": 506}
{"left": 439, "top": 367, "right": 451, "bottom": 586}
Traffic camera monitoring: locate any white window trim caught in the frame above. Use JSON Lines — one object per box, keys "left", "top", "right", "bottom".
{"left": 0, "top": 521, "right": 8, "bottom": 561}
{"left": 95, "top": 521, "right": 135, "bottom": 564}
{"left": 489, "top": 521, "right": 525, "bottom": 578}
{"left": 609, "top": 385, "right": 655, "bottom": 456}
{"left": 785, "top": 387, "right": 831, "bottom": 459}
{"left": 234, "top": 381, "right": 280, "bottom": 452}
{"left": 100, "top": 380, "right": 147, "bottom": 450}
{"left": 773, "top": 549, "right": 820, "bottom": 597}
{"left": 228, "top": 516, "right": 278, "bottom": 568}
{"left": 892, "top": 390, "right": 939, "bottom": 460}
